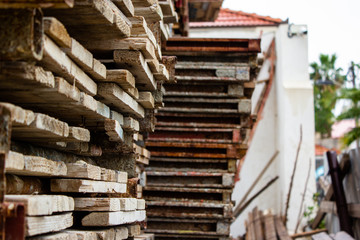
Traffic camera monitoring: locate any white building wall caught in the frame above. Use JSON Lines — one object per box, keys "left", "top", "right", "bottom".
{"left": 189, "top": 23, "right": 316, "bottom": 237}
{"left": 275, "top": 24, "right": 316, "bottom": 233}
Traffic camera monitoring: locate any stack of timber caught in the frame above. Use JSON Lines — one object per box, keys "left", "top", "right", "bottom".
{"left": 143, "top": 38, "right": 261, "bottom": 240}
{"left": 0, "top": 0, "right": 177, "bottom": 238}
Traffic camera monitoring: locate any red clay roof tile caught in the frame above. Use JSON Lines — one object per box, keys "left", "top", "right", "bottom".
{"left": 190, "top": 8, "right": 286, "bottom": 28}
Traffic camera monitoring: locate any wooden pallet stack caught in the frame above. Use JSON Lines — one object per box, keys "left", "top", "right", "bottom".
{"left": 0, "top": 0, "right": 177, "bottom": 239}
{"left": 143, "top": 38, "right": 260, "bottom": 240}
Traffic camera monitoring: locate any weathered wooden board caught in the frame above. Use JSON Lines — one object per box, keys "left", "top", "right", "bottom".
{"left": 6, "top": 152, "right": 67, "bottom": 177}
{"left": 146, "top": 200, "right": 232, "bottom": 219}
{"left": 40, "top": 35, "right": 97, "bottom": 96}
{"left": 74, "top": 198, "right": 137, "bottom": 212}
{"left": 28, "top": 231, "right": 78, "bottom": 240}
{"left": 66, "top": 160, "right": 101, "bottom": 180}
{"left": 112, "top": 0, "right": 134, "bottom": 17}
{"left": 51, "top": 179, "right": 127, "bottom": 193}
{"left": 105, "top": 119, "right": 124, "bottom": 142}
{"left": 97, "top": 83, "right": 145, "bottom": 119}
{"left": 146, "top": 218, "right": 230, "bottom": 236}
{"left": 146, "top": 171, "right": 234, "bottom": 188}
{"left": 81, "top": 210, "right": 146, "bottom": 226}
{"left": 44, "top": 17, "right": 72, "bottom": 49}
{"left": 44, "top": 0, "right": 131, "bottom": 41}
{"left": 0, "top": 0, "right": 74, "bottom": 8}
{"left": 138, "top": 92, "right": 155, "bottom": 109}
{"left": 113, "top": 50, "right": 156, "bottom": 91}
{"left": 5, "top": 195, "right": 74, "bottom": 216}
{"left": 26, "top": 213, "right": 73, "bottom": 237}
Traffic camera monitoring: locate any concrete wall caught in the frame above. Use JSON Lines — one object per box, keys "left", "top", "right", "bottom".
{"left": 189, "top": 24, "right": 316, "bottom": 237}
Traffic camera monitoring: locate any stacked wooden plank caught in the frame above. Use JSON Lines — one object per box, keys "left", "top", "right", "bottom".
{"left": 143, "top": 38, "right": 260, "bottom": 240}
{"left": 0, "top": 0, "right": 177, "bottom": 238}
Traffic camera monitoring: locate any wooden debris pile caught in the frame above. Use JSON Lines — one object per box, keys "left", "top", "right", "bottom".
{"left": 143, "top": 38, "right": 260, "bottom": 240}
{"left": 242, "top": 207, "right": 292, "bottom": 240}
{"left": 0, "top": 0, "right": 177, "bottom": 239}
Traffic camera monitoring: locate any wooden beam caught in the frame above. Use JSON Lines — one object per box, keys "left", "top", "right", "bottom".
{"left": 51, "top": 179, "right": 127, "bottom": 193}
{"left": 5, "top": 195, "right": 74, "bottom": 216}
{"left": 97, "top": 83, "right": 145, "bottom": 119}
{"left": 113, "top": 50, "right": 156, "bottom": 91}
{"left": 26, "top": 213, "right": 73, "bottom": 237}
{"left": 41, "top": 35, "right": 97, "bottom": 96}
{"left": 0, "top": 0, "right": 74, "bottom": 8}
{"left": 0, "top": 9, "right": 43, "bottom": 61}
{"left": 81, "top": 210, "right": 146, "bottom": 226}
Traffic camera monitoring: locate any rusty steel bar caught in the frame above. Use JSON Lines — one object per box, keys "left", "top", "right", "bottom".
{"left": 326, "top": 151, "right": 354, "bottom": 237}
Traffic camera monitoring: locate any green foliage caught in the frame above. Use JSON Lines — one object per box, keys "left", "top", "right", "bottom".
{"left": 310, "top": 54, "right": 345, "bottom": 137}
{"left": 335, "top": 62, "right": 360, "bottom": 147}
{"left": 303, "top": 192, "right": 325, "bottom": 228}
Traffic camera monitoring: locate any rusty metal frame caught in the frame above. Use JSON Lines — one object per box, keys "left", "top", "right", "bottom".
{"left": 0, "top": 105, "right": 25, "bottom": 240}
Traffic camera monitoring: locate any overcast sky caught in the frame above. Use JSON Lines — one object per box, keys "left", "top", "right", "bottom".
{"left": 222, "top": 0, "right": 360, "bottom": 73}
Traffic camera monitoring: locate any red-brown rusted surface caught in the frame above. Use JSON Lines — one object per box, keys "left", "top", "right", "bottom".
{"left": 144, "top": 37, "right": 259, "bottom": 239}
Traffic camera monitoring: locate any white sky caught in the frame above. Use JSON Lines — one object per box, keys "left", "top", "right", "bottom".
{"left": 222, "top": 0, "right": 360, "bottom": 72}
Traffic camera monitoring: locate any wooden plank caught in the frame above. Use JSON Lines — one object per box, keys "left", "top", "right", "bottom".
{"left": 134, "top": 4, "right": 163, "bottom": 23}
{"left": 154, "top": 64, "right": 170, "bottom": 82}
{"left": 106, "top": 69, "right": 136, "bottom": 89}
{"left": 264, "top": 213, "right": 276, "bottom": 240}
{"left": 6, "top": 175, "right": 44, "bottom": 194}
{"left": 64, "top": 38, "right": 93, "bottom": 72}
{"left": 44, "top": 17, "right": 72, "bottom": 49}
{"left": 319, "top": 201, "right": 360, "bottom": 218}
{"left": 123, "top": 117, "right": 140, "bottom": 132}
{"left": 66, "top": 160, "right": 101, "bottom": 180}
{"left": 274, "top": 216, "right": 291, "bottom": 240}
{"left": 115, "top": 226, "right": 129, "bottom": 239}
{"left": 159, "top": 0, "right": 178, "bottom": 23}
{"left": 64, "top": 230, "right": 97, "bottom": 240}
{"left": 127, "top": 224, "right": 141, "bottom": 237}
{"left": 88, "top": 58, "right": 107, "bottom": 81}
{"left": 81, "top": 210, "right": 146, "bottom": 226}
{"left": 0, "top": 66, "right": 109, "bottom": 128}
{"left": 113, "top": 50, "right": 156, "bottom": 91}
{"left": 101, "top": 168, "right": 117, "bottom": 182}
{"left": 0, "top": 0, "right": 74, "bottom": 8}
{"left": 138, "top": 92, "right": 155, "bottom": 109}
{"left": 45, "top": 0, "right": 131, "bottom": 41}
{"left": 2, "top": 103, "right": 90, "bottom": 143}
{"left": 112, "top": 0, "right": 134, "bottom": 17}
{"left": 137, "top": 199, "right": 146, "bottom": 210}
{"left": 26, "top": 213, "right": 73, "bottom": 237}
{"left": 74, "top": 198, "right": 136, "bottom": 212}
{"left": 40, "top": 35, "right": 97, "bottom": 96}
{"left": 6, "top": 153, "right": 67, "bottom": 177}
{"left": 5, "top": 195, "right": 74, "bottom": 216}
{"left": 105, "top": 69, "right": 138, "bottom": 99}
{"left": 51, "top": 179, "right": 127, "bottom": 193}
{"left": 252, "top": 207, "right": 264, "bottom": 240}
{"left": 6, "top": 151, "right": 25, "bottom": 172}
{"left": 28, "top": 231, "right": 78, "bottom": 240}
{"left": 129, "top": 16, "right": 158, "bottom": 50}
{"left": 97, "top": 83, "right": 145, "bottom": 119}
{"left": 0, "top": 9, "right": 43, "bottom": 61}
{"left": 105, "top": 119, "right": 124, "bottom": 142}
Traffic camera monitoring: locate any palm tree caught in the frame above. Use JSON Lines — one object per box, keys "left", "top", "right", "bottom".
{"left": 336, "top": 62, "right": 360, "bottom": 147}
{"left": 310, "top": 54, "right": 345, "bottom": 138}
